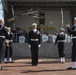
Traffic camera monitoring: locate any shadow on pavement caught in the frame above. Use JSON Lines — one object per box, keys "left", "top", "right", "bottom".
{"left": 21, "top": 69, "right": 67, "bottom": 73}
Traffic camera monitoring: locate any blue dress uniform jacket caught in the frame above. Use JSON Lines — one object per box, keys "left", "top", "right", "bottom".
{"left": 28, "top": 30, "right": 41, "bottom": 66}
{"left": 0, "top": 25, "right": 7, "bottom": 37}
{"left": 5, "top": 32, "right": 14, "bottom": 42}
{"left": 67, "top": 24, "right": 76, "bottom": 61}
{"left": 28, "top": 30, "right": 41, "bottom": 45}
{"left": 55, "top": 32, "right": 65, "bottom": 58}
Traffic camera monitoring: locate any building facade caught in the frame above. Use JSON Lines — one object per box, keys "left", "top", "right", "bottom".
{"left": 3, "top": 0, "right": 76, "bottom": 32}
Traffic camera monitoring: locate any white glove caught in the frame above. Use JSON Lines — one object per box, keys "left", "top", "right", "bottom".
{"left": 67, "top": 25, "right": 70, "bottom": 27}
{"left": 29, "top": 44, "right": 31, "bottom": 48}
{"left": 2, "top": 36, "right": 5, "bottom": 38}
{"left": 65, "top": 24, "right": 70, "bottom": 27}
{"left": 11, "top": 40, "right": 13, "bottom": 42}
{"left": 38, "top": 44, "right": 41, "bottom": 48}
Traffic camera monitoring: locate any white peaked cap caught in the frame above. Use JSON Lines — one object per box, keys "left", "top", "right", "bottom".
{"left": 60, "top": 28, "right": 65, "bottom": 31}
{"left": 32, "top": 23, "right": 37, "bottom": 26}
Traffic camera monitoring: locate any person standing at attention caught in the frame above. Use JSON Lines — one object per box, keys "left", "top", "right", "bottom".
{"left": 0, "top": 19, "right": 8, "bottom": 70}
{"left": 28, "top": 23, "right": 41, "bottom": 66}
{"left": 4, "top": 27, "right": 14, "bottom": 63}
{"left": 55, "top": 28, "right": 65, "bottom": 63}
{"left": 66, "top": 18, "right": 76, "bottom": 70}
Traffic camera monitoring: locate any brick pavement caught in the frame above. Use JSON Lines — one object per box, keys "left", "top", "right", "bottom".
{"left": 0, "top": 58, "right": 76, "bottom": 75}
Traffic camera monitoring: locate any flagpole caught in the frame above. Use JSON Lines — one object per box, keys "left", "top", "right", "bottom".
{"left": 11, "top": 5, "right": 18, "bottom": 42}
{"left": 11, "top": 5, "right": 14, "bottom": 18}
{"left": 61, "top": 8, "right": 64, "bottom": 28}
{"left": 11, "top": 5, "right": 16, "bottom": 30}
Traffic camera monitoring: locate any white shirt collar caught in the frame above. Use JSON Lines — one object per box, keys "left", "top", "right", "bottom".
{"left": 8, "top": 32, "right": 10, "bottom": 34}
{"left": 33, "top": 29, "right": 37, "bottom": 32}
{"left": 60, "top": 32, "right": 64, "bottom": 35}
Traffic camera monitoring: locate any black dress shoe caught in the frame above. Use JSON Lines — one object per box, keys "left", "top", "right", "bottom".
{"left": 9, "top": 61, "right": 14, "bottom": 63}
{"left": 32, "top": 64, "right": 37, "bottom": 66}
{"left": 4, "top": 62, "right": 8, "bottom": 63}
{"left": 67, "top": 67, "right": 76, "bottom": 70}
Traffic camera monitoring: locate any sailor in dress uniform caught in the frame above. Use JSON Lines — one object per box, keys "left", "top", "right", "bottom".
{"left": 67, "top": 18, "right": 76, "bottom": 70}
{"left": 28, "top": 23, "right": 41, "bottom": 66}
{"left": 0, "top": 19, "right": 8, "bottom": 69}
{"left": 55, "top": 28, "right": 65, "bottom": 63}
{"left": 4, "top": 27, "right": 14, "bottom": 63}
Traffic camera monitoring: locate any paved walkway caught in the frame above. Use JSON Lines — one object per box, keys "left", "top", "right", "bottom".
{"left": 0, "top": 58, "right": 76, "bottom": 75}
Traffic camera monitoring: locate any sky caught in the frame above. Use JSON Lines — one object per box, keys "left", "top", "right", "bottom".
{"left": 0, "top": 0, "right": 4, "bottom": 19}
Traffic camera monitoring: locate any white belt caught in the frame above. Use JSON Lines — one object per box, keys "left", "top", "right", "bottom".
{"left": 31, "top": 39, "right": 38, "bottom": 41}
{"left": 0, "top": 36, "right": 5, "bottom": 38}
{"left": 58, "top": 40, "right": 65, "bottom": 42}
{"left": 72, "top": 36, "right": 76, "bottom": 39}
